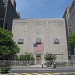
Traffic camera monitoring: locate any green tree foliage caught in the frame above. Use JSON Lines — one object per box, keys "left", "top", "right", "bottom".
{"left": 0, "top": 27, "right": 20, "bottom": 60}
{"left": 17, "top": 53, "right": 35, "bottom": 61}
{"left": 69, "top": 33, "right": 75, "bottom": 47}
{"left": 44, "top": 53, "right": 56, "bottom": 60}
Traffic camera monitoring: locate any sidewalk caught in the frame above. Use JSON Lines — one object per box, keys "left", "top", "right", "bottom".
{"left": 11, "top": 65, "right": 75, "bottom": 70}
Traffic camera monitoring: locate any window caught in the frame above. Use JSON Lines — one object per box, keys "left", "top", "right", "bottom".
{"left": 53, "top": 37, "right": 60, "bottom": 44}
{"left": 17, "top": 37, "right": 24, "bottom": 44}
{"left": 36, "top": 37, "right": 41, "bottom": 44}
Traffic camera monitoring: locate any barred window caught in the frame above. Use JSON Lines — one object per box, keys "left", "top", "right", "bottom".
{"left": 53, "top": 37, "right": 60, "bottom": 44}
{"left": 17, "top": 37, "right": 24, "bottom": 44}
{"left": 36, "top": 37, "right": 41, "bottom": 44}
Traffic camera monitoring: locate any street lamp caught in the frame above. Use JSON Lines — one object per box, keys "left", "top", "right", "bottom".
{"left": 3, "top": 0, "right": 8, "bottom": 29}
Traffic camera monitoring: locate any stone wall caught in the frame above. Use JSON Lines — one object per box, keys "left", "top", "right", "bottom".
{"left": 12, "top": 18, "right": 68, "bottom": 64}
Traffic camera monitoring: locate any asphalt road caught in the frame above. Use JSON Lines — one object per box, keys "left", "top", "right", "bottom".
{"left": 11, "top": 67, "right": 75, "bottom": 75}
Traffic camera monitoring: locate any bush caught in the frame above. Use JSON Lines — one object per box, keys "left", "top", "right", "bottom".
{"left": 17, "top": 53, "right": 35, "bottom": 61}
{"left": 1, "top": 67, "right": 10, "bottom": 74}
{"left": 44, "top": 53, "right": 56, "bottom": 60}
{"left": 44, "top": 53, "right": 56, "bottom": 67}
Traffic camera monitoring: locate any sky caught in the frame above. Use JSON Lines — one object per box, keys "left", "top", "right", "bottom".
{"left": 16, "top": 0, "right": 73, "bottom": 18}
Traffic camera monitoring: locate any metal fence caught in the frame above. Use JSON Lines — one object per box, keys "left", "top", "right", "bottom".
{"left": 0, "top": 60, "right": 34, "bottom": 67}
{"left": 46, "top": 60, "right": 75, "bottom": 67}
{"left": 0, "top": 60, "right": 75, "bottom": 67}
{"left": 70, "top": 55, "right": 75, "bottom": 66}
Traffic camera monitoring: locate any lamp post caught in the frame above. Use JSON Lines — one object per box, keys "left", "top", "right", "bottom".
{"left": 3, "top": 0, "right": 8, "bottom": 29}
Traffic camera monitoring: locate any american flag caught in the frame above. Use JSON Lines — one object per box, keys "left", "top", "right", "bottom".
{"left": 33, "top": 43, "right": 44, "bottom": 52}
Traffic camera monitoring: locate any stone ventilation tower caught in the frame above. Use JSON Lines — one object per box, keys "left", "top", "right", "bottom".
{"left": 11, "top": 0, "right": 16, "bottom": 9}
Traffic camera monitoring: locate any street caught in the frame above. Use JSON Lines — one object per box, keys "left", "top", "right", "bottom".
{"left": 11, "top": 67, "right": 75, "bottom": 75}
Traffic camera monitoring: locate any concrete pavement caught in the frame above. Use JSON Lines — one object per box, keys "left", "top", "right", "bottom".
{"left": 11, "top": 66, "right": 75, "bottom": 75}
{"left": 11, "top": 65, "right": 75, "bottom": 70}
{"left": 0, "top": 65, "right": 75, "bottom": 75}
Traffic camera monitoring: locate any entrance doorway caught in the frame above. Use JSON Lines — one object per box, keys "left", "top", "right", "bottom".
{"left": 36, "top": 54, "right": 41, "bottom": 65}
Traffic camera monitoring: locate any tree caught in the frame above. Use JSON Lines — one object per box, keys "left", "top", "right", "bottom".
{"left": 68, "top": 33, "right": 75, "bottom": 55}
{"left": 44, "top": 53, "right": 56, "bottom": 60}
{"left": 0, "top": 27, "right": 20, "bottom": 60}
{"left": 44, "top": 53, "right": 56, "bottom": 67}
{"left": 69, "top": 33, "right": 75, "bottom": 46}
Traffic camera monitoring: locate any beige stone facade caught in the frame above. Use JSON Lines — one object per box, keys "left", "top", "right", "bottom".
{"left": 12, "top": 18, "right": 68, "bottom": 64}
